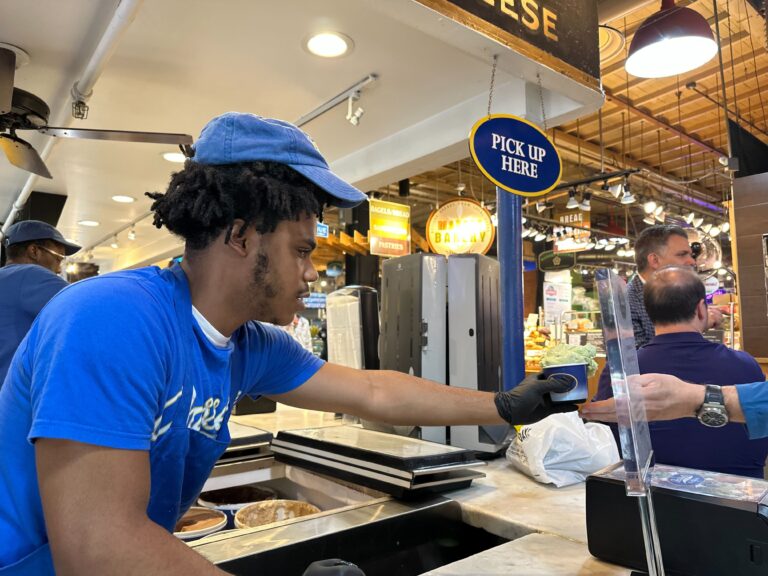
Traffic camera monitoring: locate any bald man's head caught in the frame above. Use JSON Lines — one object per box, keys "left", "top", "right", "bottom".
{"left": 644, "top": 266, "right": 706, "bottom": 327}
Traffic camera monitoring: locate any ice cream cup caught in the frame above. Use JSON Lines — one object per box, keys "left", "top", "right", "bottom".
{"left": 542, "top": 362, "right": 589, "bottom": 404}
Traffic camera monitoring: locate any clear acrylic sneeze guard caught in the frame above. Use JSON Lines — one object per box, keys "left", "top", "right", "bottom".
{"left": 596, "top": 268, "right": 664, "bottom": 575}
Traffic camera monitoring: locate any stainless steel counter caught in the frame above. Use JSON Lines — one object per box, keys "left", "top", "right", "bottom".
{"left": 218, "top": 406, "right": 629, "bottom": 575}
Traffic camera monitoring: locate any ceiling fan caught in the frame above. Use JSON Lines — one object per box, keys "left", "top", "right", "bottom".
{"left": 0, "top": 45, "right": 193, "bottom": 179}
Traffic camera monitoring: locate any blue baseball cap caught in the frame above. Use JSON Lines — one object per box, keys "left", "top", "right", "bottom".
{"left": 3, "top": 220, "right": 81, "bottom": 255}
{"left": 192, "top": 112, "right": 367, "bottom": 208}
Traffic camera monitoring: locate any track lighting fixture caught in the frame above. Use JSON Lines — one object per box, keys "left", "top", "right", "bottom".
{"left": 620, "top": 190, "right": 636, "bottom": 205}
{"left": 346, "top": 90, "right": 364, "bottom": 126}
{"left": 566, "top": 189, "right": 579, "bottom": 210}
{"left": 619, "top": 179, "right": 635, "bottom": 204}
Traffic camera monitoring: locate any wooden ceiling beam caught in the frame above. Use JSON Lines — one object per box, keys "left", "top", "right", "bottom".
{"left": 574, "top": 77, "right": 764, "bottom": 150}
{"left": 571, "top": 88, "right": 726, "bottom": 158}
{"left": 557, "top": 123, "right": 729, "bottom": 199}
{"left": 635, "top": 115, "right": 766, "bottom": 168}
{"left": 555, "top": 135, "right": 730, "bottom": 198}
{"left": 595, "top": 41, "right": 758, "bottom": 130}
{"left": 568, "top": 82, "right": 768, "bottom": 166}
{"left": 560, "top": 94, "right": 727, "bottom": 164}
{"left": 630, "top": 50, "right": 761, "bottom": 109}
{"left": 594, "top": 66, "right": 768, "bottom": 146}
{"left": 551, "top": 129, "right": 718, "bottom": 200}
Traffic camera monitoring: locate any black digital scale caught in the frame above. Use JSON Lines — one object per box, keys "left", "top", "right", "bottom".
{"left": 587, "top": 462, "right": 768, "bottom": 575}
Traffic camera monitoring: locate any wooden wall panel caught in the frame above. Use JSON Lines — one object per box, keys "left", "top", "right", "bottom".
{"left": 733, "top": 172, "right": 768, "bottom": 358}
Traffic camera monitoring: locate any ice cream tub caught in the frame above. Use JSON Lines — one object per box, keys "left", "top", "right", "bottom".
{"left": 174, "top": 507, "right": 227, "bottom": 541}
{"left": 234, "top": 499, "right": 320, "bottom": 529}
{"left": 198, "top": 484, "right": 278, "bottom": 529}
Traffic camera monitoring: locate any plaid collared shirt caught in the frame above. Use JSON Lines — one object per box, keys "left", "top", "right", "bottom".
{"left": 627, "top": 274, "right": 655, "bottom": 348}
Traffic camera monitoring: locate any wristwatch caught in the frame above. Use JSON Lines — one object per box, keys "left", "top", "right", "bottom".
{"left": 696, "top": 385, "right": 729, "bottom": 428}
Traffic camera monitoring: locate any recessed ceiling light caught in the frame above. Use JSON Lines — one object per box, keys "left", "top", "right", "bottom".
{"left": 78, "top": 220, "right": 100, "bottom": 227}
{"left": 305, "top": 32, "right": 352, "bottom": 58}
{"left": 162, "top": 152, "right": 186, "bottom": 163}
{"left": 111, "top": 195, "right": 136, "bottom": 203}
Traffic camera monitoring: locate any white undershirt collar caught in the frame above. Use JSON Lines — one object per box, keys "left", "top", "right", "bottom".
{"left": 191, "top": 306, "right": 231, "bottom": 348}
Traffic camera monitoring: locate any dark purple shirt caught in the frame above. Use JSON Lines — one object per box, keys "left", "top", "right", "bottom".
{"left": 594, "top": 331, "right": 768, "bottom": 478}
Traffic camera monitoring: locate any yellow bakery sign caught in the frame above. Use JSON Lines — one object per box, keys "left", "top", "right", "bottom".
{"left": 369, "top": 199, "right": 411, "bottom": 257}
{"left": 426, "top": 199, "right": 495, "bottom": 256}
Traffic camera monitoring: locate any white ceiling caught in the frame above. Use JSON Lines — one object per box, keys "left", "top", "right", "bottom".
{"left": 1, "top": 0, "right": 601, "bottom": 272}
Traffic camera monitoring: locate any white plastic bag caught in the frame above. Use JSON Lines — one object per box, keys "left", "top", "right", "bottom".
{"left": 506, "top": 412, "right": 620, "bottom": 487}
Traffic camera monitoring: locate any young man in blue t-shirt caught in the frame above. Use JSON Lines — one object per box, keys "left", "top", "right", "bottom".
{"left": 0, "top": 113, "right": 575, "bottom": 575}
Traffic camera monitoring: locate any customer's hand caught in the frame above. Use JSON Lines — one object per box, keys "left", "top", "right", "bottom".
{"left": 581, "top": 373, "right": 705, "bottom": 422}
{"left": 494, "top": 372, "right": 578, "bottom": 425}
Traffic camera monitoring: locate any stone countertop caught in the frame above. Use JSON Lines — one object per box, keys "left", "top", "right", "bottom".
{"left": 427, "top": 459, "right": 631, "bottom": 575}
{"left": 421, "top": 533, "right": 629, "bottom": 576}
{"left": 447, "top": 457, "right": 591, "bottom": 543}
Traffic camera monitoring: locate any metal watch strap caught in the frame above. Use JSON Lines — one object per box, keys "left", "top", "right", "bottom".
{"left": 703, "top": 384, "right": 724, "bottom": 406}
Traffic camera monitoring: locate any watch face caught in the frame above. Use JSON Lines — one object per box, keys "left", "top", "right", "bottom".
{"left": 700, "top": 407, "right": 728, "bottom": 428}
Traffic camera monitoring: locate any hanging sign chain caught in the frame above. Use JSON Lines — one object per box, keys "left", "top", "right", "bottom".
{"left": 536, "top": 72, "right": 548, "bottom": 132}
{"left": 487, "top": 54, "right": 498, "bottom": 117}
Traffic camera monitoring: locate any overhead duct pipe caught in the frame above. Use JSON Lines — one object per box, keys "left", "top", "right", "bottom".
{"left": 1, "top": 0, "right": 145, "bottom": 238}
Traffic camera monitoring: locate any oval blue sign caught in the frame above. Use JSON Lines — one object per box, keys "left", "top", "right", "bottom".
{"left": 469, "top": 114, "right": 562, "bottom": 197}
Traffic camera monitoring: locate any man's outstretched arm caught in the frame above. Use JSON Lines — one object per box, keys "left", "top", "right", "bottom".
{"left": 273, "top": 363, "right": 576, "bottom": 426}
{"left": 581, "top": 373, "right": 746, "bottom": 424}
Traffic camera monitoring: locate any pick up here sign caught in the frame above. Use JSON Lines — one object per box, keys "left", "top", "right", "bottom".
{"left": 469, "top": 114, "right": 561, "bottom": 197}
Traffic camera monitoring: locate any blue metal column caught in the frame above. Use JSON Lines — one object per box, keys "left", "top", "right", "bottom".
{"left": 496, "top": 188, "right": 525, "bottom": 390}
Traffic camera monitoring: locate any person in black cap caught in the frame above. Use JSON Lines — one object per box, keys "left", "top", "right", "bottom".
{"left": 0, "top": 220, "right": 80, "bottom": 384}
{"left": 0, "top": 113, "right": 574, "bottom": 575}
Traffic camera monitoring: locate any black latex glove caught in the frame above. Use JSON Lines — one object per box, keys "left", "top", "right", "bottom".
{"left": 494, "top": 372, "right": 578, "bottom": 425}
{"left": 302, "top": 559, "right": 366, "bottom": 576}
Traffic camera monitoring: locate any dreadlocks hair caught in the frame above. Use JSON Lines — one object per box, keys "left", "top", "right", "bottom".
{"left": 146, "top": 161, "right": 331, "bottom": 250}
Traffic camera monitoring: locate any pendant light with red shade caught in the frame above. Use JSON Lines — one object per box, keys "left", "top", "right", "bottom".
{"left": 625, "top": 0, "right": 718, "bottom": 78}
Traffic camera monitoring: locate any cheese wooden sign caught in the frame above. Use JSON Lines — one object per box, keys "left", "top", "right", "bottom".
{"left": 469, "top": 114, "right": 561, "bottom": 197}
